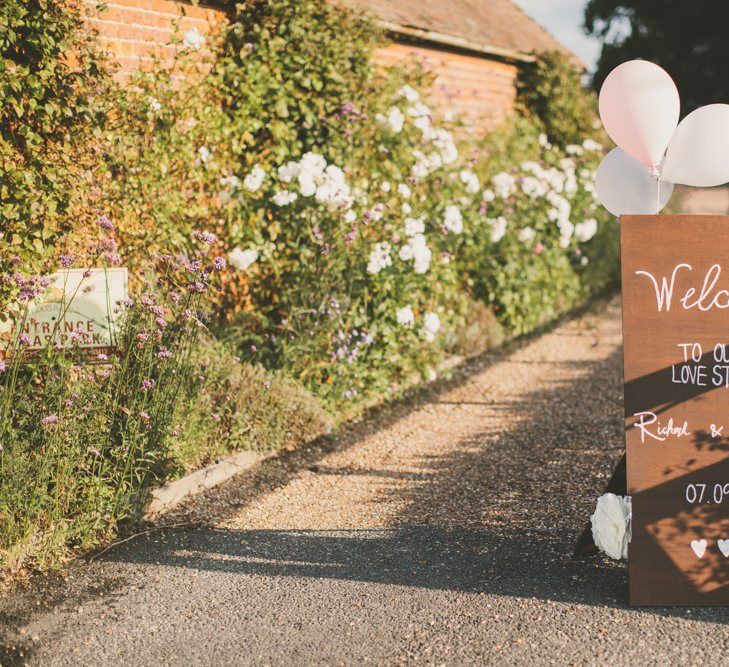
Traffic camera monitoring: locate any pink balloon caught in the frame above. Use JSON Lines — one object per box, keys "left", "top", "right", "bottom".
{"left": 599, "top": 60, "right": 680, "bottom": 168}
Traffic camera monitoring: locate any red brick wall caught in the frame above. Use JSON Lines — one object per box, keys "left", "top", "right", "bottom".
{"left": 374, "top": 43, "right": 518, "bottom": 133}
{"left": 83, "top": 0, "right": 225, "bottom": 76}
{"left": 84, "top": 0, "right": 518, "bottom": 131}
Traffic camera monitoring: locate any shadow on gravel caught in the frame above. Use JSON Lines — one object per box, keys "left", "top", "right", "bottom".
{"left": 100, "top": 337, "right": 727, "bottom": 623}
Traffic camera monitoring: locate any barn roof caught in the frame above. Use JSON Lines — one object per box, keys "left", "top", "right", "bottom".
{"left": 338, "top": 0, "right": 578, "bottom": 64}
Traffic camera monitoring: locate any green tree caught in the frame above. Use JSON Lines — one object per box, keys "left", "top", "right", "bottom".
{"left": 585, "top": 0, "right": 729, "bottom": 113}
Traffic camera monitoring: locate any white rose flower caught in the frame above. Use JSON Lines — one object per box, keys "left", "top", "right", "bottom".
{"left": 459, "top": 169, "right": 480, "bottom": 194}
{"left": 381, "top": 181, "right": 392, "bottom": 193}
{"left": 272, "top": 190, "right": 297, "bottom": 206}
{"left": 396, "top": 305, "right": 415, "bottom": 328}
{"left": 243, "top": 165, "right": 266, "bottom": 192}
{"left": 228, "top": 247, "right": 259, "bottom": 271}
{"left": 518, "top": 227, "right": 535, "bottom": 244}
{"left": 488, "top": 216, "right": 507, "bottom": 243}
{"left": 422, "top": 312, "right": 441, "bottom": 342}
{"left": 300, "top": 151, "right": 326, "bottom": 172}
{"left": 491, "top": 172, "right": 515, "bottom": 199}
{"left": 402, "top": 202, "right": 412, "bottom": 215}
{"left": 376, "top": 106, "right": 405, "bottom": 133}
{"left": 298, "top": 173, "right": 317, "bottom": 197}
{"left": 404, "top": 216, "right": 425, "bottom": 236}
{"left": 396, "top": 84, "right": 420, "bottom": 103}
{"left": 220, "top": 175, "right": 241, "bottom": 189}
{"left": 343, "top": 209, "right": 357, "bottom": 223}
{"left": 591, "top": 493, "right": 631, "bottom": 560}
{"left": 399, "top": 233, "right": 431, "bottom": 273}
{"left": 277, "top": 161, "right": 300, "bottom": 183}
{"left": 182, "top": 27, "right": 205, "bottom": 50}
{"left": 443, "top": 205, "right": 463, "bottom": 234}
{"left": 198, "top": 145, "right": 211, "bottom": 164}
{"left": 482, "top": 189, "right": 495, "bottom": 203}
{"left": 574, "top": 218, "right": 598, "bottom": 243}
{"left": 566, "top": 144, "right": 583, "bottom": 156}
{"left": 367, "top": 242, "right": 392, "bottom": 274}
{"left": 397, "top": 183, "right": 411, "bottom": 199}
{"left": 582, "top": 138, "right": 603, "bottom": 152}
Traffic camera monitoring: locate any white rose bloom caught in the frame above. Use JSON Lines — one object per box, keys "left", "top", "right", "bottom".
{"left": 398, "top": 183, "right": 411, "bottom": 199}
{"left": 399, "top": 233, "right": 431, "bottom": 273}
{"left": 582, "top": 138, "right": 603, "bottom": 152}
{"left": 574, "top": 218, "right": 598, "bottom": 243}
{"left": 396, "top": 84, "right": 420, "bottom": 103}
{"left": 443, "top": 205, "right": 463, "bottom": 234}
{"left": 396, "top": 305, "right": 415, "bottom": 328}
{"left": 182, "top": 27, "right": 205, "bottom": 50}
{"left": 491, "top": 172, "right": 516, "bottom": 199}
{"left": 300, "top": 151, "right": 326, "bottom": 173}
{"left": 558, "top": 219, "right": 575, "bottom": 240}
{"left": 198, "top": 145, "right": 211, "bottom": 164}
{"left": 273, "top": 190, "right": 297, "bottom": 206}
{"left": 243, "top": 165, "right": 266, "bottom": 192}
{"left": 376, "top": 106, "right": 405, "bottom": 133}
{"left": 591, "top": 493, "right": 631, "bottom": 560}
{"left": 298, "top": 174, "right": 317, "bottom": 197}
{"left": 422, "top": 312, "right": 441, "bottom": 342}
{"left": 538, "top": 133, "right": 550, "bottom": 148}
{"left": 343, "top": 209, "right": 357, "bottom": 223}
{"left": 518, "top": 227, "right": 536, "bottom": 244}
{"left": 482, "top": 189, "right": 495, "bottom": 203}
{"left": 277, "top": 161, "right": 300, "bottom": 183}
{"left": 459, "top": 169, "right": 480, "bottom": 194}
{"left": 220, "top": 175, "right": 241, "bottom": 189}
{"left": 488, "top": 216, "right": 507, "bottom": 243}
{"left": 367, "top": 242, "right": 392, "bottom": 274}
{"left": 426, "top": 151, "right": 443, "bottom": 171}
{"left": 407, "top": 101, "right": 431, "bottom": 119}
{"left": 314, "top": 166, "right": 352, "bottom": 209}
{"left": 412, "top": 115, "right": 432, "bottom": 132}
{"left": 404, "top": 216, "right": 425, "bottom": 236}
{"left": 581, "top": 256, "right": 590, "bottom": 266}
{"left": 228, "top": 247, "right": 259, "bottom": 271}
{"left": 402, "top": 202, "right": 412, "bottom": 215}
{"left": 381, "top": 181, "right": 392, "bottom": 193}
{"left": 566, "top": 144, "right": 583, "bottom": 156}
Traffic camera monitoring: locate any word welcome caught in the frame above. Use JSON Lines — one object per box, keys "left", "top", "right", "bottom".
{"left": 635, "top": 263, "right": 729, "bottom": 312}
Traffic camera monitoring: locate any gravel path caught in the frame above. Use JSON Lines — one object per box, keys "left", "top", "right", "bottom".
{"left": 2, "top": 297, "right": 729, "bottom": 665}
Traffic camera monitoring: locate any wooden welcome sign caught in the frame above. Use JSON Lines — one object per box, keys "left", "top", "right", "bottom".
{"left": 622, "top": 215, "right": 729, "bottom": 605}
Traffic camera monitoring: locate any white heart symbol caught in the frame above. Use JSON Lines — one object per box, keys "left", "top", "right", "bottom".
{"left": 691, "top": 539, "right": 707, "bottom": 558}
{"left": 718, "top": 540, "right": 729, "bottom": 558}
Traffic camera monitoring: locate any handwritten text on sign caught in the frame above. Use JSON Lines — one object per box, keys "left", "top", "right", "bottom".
{"left": 622, "top": 215, "right": 729, "bottom": 606}
{"left": 0, "top": 268, "right": 128, "bottom": 359}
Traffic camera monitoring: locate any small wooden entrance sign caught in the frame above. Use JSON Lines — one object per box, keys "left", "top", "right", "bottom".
{"left": 622, "top": 215, "right": 729, "bottom": 605}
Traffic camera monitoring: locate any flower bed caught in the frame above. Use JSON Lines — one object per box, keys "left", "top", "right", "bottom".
{"left": 0, "top": 0, "right": 618, "bottom": 573}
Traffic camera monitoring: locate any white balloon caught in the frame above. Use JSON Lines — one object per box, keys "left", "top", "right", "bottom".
{"left": 596, "top": 147, "right": 673, "bottom": 217}
{"left": 599, "top": 60, "right": 680, "bottom": 168}
{"left": 662, "top": 104, "right": 729, "bottom": 187}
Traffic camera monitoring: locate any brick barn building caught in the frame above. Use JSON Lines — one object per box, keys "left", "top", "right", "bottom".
{"left": 84, "top": 0, "right": 573, "bottom": 133}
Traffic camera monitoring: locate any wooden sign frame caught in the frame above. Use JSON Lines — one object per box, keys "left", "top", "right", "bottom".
{"left": 622, "top": 215, "right": 729, "bottom": 606}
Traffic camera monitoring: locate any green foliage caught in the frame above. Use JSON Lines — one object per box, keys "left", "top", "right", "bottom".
{"left": 214, "top": 0, "right": 382, "bottom": 162}
{"left": 0, "top": 0, "right": 619, "bottom": 574}
{"left": 516, "top": 50, "right": 601, "bottom": 149}
{"left": 585, "top": 0, "right": 727, "bottom": 113}
{"left": 170, "top": 342, "right": 331, "bottom": 470}
{"left": 0, "top": 0, "right": 107, "bottom": 303}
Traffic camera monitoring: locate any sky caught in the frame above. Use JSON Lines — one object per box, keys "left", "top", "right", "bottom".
{"left": 513, "top": 0, "right": 603, "bottom": 72}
